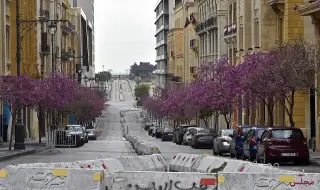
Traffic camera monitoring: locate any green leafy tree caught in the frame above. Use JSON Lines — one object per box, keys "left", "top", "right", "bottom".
{"left": 134, "top": 84, "right": 150, "bottom": 100}
{"left": 199, "top": 108, "right": 214, "bottom": 128}
{"left": 95, "top": 71, "right": 112, "bottom": 82}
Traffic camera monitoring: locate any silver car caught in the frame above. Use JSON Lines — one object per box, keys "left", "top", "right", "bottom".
{"left": 86, "top": 129, "right": 97, "bottom": 140}
{"left": 213, "top": 129, "right": 234, "bottom": 155}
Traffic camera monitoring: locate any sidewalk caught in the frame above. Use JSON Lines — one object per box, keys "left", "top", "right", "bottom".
{"left": 0, "top": 139, "right": 45, "bottom": 162}
{"left": 310, "top": 151, "right": 320, "bottom": 166}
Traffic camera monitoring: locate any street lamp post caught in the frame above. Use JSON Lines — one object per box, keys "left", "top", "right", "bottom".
{"left": 14, "top": 0, "right": 24, "bottom": 150}
{"left": 47, "top": 22, "right": 57, "bottom": 75}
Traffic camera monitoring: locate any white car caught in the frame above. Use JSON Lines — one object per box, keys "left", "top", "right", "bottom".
{"left": 182, "top": 127, "right": 199, "bottom": 145}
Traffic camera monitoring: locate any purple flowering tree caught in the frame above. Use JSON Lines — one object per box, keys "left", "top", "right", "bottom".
{"left": 0, "top": 75, "right": 37, "bottom": 150}
{"left": 32, "top": 75, "right": 78, "bottom": 142}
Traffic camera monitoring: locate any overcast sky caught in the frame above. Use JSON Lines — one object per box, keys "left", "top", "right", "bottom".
{"left": 95, "top": 0, "right": 157, "bottom": 73}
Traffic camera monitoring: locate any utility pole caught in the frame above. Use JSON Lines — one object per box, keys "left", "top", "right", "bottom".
{"left": 14, "top": 0, "right": 25, "bottom": 150}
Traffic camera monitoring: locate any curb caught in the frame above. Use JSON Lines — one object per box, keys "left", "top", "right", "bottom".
{"left": 310, "top": 158, "right": 320, "bottom": 166}
{"left": 0, "top": 148, "right": 36, "bottom": 162}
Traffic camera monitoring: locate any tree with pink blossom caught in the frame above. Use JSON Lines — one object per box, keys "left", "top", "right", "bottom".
{"left": 31, "top": 75, "right": 78, "bottom": 142}
{"left": 195, "top": 58, "right": 238, "bottom": 129}
{"left": 64, "top": 87, "right": 105, "bottom": 125}
{"left": 0, "top": 75, "right": 38, "bottom": 150}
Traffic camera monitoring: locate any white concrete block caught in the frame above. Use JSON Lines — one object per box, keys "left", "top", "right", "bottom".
{"left": 0, "top": 167, "right": 104, "bottom": 190}
{"left": 105, "top": 171, "right": 217, "bottom": 190}
{"left": 169, "top": 153, "right": 183, "bottom": 172}
{"left": 149, "top": 154, "right": 167, "bottom": 171}
{"left": 218, "top": 172, "right": 317, "bottom": 190}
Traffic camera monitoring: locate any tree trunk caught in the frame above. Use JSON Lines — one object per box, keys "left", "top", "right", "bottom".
{"left": 284, "top": 90, "right": 295, "bottom": 127}
{"left": 9, "top": 113, "right": 16, "bottom": 151}
{"left": 214, "top": 113, "right": 219, "bottom": 132}
{"left": 203, "top": 117, "right": 209, "bottom": 128}
{"left": 265, "top": 97, "right": 275, "bottom": 127}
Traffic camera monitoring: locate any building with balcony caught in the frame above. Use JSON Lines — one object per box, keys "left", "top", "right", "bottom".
{"left": 155, "top": 0, "right": 169, "bottom": 88}
{"left": 195, "top": 0, "right": 227, "bottom": 63}
{"left": 0, "top": 0, "right": 11, "bottom": 142}
{"left": 298, "top": 1, "right": 320, "bottom": 151}
{"left": 182, "top": 0, "right": 198, "bottom": 83}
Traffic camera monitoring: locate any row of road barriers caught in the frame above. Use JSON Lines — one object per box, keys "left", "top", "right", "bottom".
{"left": 1, "top": 154, "right": 168, "bottom": 189}
{"left": 124, "top": 132, "right": 162, "bottom": 156}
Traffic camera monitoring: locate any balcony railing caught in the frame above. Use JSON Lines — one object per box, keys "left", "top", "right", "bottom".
{"left": 61, "top": 49, "right": 71, "bottom": 61}
{"left": 61, "top": 21, "right": 76, "bottom": 34}
{"left": 224, "top": 23, "right": 236, "bottom": 36}
{"left": 195, "top": 16, "right": 217, "bottom": 33}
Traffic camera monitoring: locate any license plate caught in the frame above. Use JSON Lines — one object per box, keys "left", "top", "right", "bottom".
{"left": 281, "top": 153, "right": 296, "bottom": 156}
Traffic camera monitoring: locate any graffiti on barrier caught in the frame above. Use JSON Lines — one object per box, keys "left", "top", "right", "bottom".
{"left": 252, "top": 177, "right": 284, "bottom": 189}
{"left": 288, "top": 178, "right": 314, "bottom": 187}
{"left": 126, "top": 180, "right": 212, "bottom": 190}
{"left": 28, "top": 172, "right": 66, "bottom": 188}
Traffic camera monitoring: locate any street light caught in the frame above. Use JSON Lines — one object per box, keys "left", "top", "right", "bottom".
{"left": 47, "top": 21, "right": 57, "bottom": 75}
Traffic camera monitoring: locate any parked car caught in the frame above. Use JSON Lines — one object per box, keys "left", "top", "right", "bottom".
{"left": 256, "top": 127, "right": 309, "bottom": 165}
{"left": 161, "top": 127, "right": 174, "bottom": 141}
{"left": 82, "top": 127, "right": 89, "bottom": 143}
{"left": 175, "top": 124, "right": 198, "bottom": 145}
{"left": 144, "top": 122, "right": 153, "bottom": 131}
{"left": 151, "top": 125, "right": 161, "bottom": 137}
{"left": 182, "top": 127, "right": 198, "bottom": 145}
{"left": 154, "top": 126, "right": 162, "bottom": 138}
{"left": 230, "top": 125, "right": 256, "bottom": 158}
{"left": 65, "top": 125, "right": 85, "bottom": 146}
{"left": 213, "top": 129, "right": 233, "bottom": 155}
{"left": 242, "top": 127, "right": 267, "bottom": 161}
{"left": 86, "top": 129, "right": 98, "bottom": 140}
{"left": 190, "top": 128, "right": 215, "bottom": 149}
{"left": 148, "top": 125, "right": 155, "bottom": 136}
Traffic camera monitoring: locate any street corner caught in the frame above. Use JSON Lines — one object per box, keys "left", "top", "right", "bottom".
{"left": 0, "top": 148, "right": 36, "bottom": 162}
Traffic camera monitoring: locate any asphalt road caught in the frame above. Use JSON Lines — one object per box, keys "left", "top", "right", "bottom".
{"left": 119, "top": 79, "right": 320, "bottom": 173}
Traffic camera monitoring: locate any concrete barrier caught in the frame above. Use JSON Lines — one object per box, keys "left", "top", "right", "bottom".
{"left": 0, "top": 166, "right": 104, "bottom": 190}
{"left": 105, "top": 171, "right": 217, "bottom": 190}
{"left": 125, "top": 134, "right": 161, "bottom": 155}
{"left": 217, "top": 172, "right": 317, "bottom": 190}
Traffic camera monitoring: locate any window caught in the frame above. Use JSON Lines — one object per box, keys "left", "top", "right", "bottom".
{"left": 271, "top": 130, "right": 303, "bottom": 139}
{"left": 6, "top": 26, "right": 10, "bottom": 60}
{"left": 239, "top": 26, "right": 243, "bottom": 49}
{"left": 254, "top": 19, "right": 259, "bottom": 47}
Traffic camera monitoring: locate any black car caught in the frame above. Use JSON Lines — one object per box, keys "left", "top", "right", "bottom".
{"left": 161, "top": 127, "right": 174, "bottom": 141}
{"left": 175, "top": 124, "right": 198, "bottom": 145}
{"left": 86, "top": 129, "right": 98, "bottom": 140}
{"left": 144, "top": 122, "right": 154, "bottom": 131}
{"left": 65, "top": 125, "right": 86, "bottom": 146}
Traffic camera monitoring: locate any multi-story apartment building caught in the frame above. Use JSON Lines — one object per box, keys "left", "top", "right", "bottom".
{"left": 183, "top": 0, "right": 198, "bottom": 83}
{"left": 71, "top": 0, "right": 95, "bottom": 81}
{"left": 154, "top": 0, "right": 169, "bottom": 88}
{"left": 0, "top": 0, "right": 10, "bottom": 142}
{"left": 195, "top": 0, "right": 227, "bottom": 63}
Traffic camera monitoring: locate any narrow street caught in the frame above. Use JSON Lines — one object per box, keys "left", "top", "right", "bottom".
{"left": 1, "top": 79, "right": 320, "bottom": 173}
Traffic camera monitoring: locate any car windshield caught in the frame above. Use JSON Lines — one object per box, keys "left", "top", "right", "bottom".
{"left": 222, "top": 130, "right": 233, "bottom": 136}
{"left": 271, "top": 129, "right": 303, "bottom": 139}
{"left": 67, "top": 126, "right": 83, "bottom": 132}
{"left": 242, "top": 128, "right": 250, "bottom": 137}
{"left": 87, "top": 129, "right": 94, "bottom": 132}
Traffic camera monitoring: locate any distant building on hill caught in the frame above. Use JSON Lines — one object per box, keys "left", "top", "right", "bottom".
{"left": 130, "top": 62, "right": 156, "bottom": 79}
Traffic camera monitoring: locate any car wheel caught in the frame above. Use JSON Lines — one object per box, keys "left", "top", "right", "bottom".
{"left": 249, "top": 151, "right": 255, "bottom": 162}
{"left": 193, "top": 142, "right": 197, "bottom": 149}
{"left": 263, "top": 152, "right": 270, "bottom": 164}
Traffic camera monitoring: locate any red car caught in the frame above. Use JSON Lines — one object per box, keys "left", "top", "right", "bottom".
{"left": 256, "top": 127, "right": 309, "bottom": 165}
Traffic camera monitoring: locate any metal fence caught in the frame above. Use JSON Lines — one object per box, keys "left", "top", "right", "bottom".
{"left": 45, "top": 130, "right": 78, "bottom": 151}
